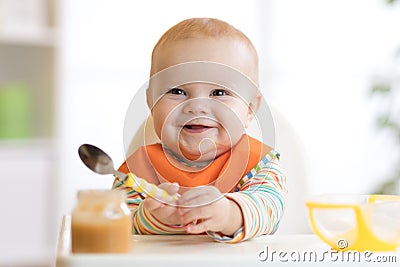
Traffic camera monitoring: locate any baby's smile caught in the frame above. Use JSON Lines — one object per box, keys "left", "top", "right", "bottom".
{"left": 183, "top": 124, "right": 212, "bottom": 132}
{"left": 180, "top": 119, "right": 219, "bottom": 134}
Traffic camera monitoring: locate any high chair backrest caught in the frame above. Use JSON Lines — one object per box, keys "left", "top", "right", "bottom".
{"left": 125, "top": 106, "right": 311, "bottom": 234}
{"left": 271, "top": 107, "right": 312, "bottom": 234}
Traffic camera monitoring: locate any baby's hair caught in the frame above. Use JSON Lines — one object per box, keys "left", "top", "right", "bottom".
{"left": 150, "top": 18, "right": 258, "bottom": 76}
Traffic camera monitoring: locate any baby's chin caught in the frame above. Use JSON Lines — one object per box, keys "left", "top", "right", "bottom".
{"left": 181, "top": 152, "right": 215, "bottom": 162}
{"left": 179, "top": 146, "right": 229, "bottom": 162}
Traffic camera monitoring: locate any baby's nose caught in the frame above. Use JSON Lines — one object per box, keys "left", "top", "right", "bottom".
{"left": 182, "top": 98, "right": 211, "bottom": 115}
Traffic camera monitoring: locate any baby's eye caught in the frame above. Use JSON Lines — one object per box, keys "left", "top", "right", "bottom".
{"left": 167, "top": 88, "right": 186, "bottom": 95}
{"left": 210, "top": 89, "right": 230, "bottom": 96}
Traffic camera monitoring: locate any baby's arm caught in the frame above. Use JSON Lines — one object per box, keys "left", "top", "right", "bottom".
{"left": 207, "top": 151, "right": 287, "bottom": 243}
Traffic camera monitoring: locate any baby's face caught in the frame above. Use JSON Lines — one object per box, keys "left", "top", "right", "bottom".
{"left": 149, "top": 38, "right": 259, "bottom": 162}
{"left": 152, "top": 83, "right": 254, "bottom": 161}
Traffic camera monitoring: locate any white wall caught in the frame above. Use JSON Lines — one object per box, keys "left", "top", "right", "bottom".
{"left": 54, "top": 0, "right": 400, "bottom": 237}
{"left": 262, "top": 0, "right": 400, "bottom": 194}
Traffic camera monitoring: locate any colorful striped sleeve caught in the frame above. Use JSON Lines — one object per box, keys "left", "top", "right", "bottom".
{"left": 207, "top": 150, "right": 287, "bottom": 243}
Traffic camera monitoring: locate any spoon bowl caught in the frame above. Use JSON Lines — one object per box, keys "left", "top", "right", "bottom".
{"left": 78, "top": 144, "right": 126, "bottom": 180}
{"left": 78, "top": 143, "right": 179, "bottom": 204}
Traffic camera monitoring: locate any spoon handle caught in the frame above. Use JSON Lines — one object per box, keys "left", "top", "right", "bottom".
{"left": 120, "top": 173, "right": 179, "bottom": 203}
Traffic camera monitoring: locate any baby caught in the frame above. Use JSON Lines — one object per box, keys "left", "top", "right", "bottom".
{"left": 114, "top": 18, "right": 287, "bottom": 243}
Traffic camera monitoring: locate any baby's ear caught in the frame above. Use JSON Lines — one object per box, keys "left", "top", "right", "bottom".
{"left": 246, "top": 94, "right": 261, "bottom": 125}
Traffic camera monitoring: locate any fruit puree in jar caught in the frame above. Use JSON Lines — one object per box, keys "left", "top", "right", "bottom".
{"left": 71, "top": 189, "right": 132, "bottom": 253}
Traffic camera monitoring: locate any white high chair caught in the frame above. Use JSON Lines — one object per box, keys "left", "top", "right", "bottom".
{"left": 271, "top": 107, "right": 312, "bottom": 234}
{"left": 125, "top": 106, "right": 311, "bottom": 234}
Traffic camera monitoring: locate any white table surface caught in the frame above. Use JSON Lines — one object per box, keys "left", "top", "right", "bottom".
{"left": 56, "top": 215, "right": 399, "bottom": 267}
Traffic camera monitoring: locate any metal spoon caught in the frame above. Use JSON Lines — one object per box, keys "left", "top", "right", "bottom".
{"left": 78, "top": 144, "right": 128, "bottom": 181}
{"left": 78, "top": 144, "right": 179, "bottom": 203}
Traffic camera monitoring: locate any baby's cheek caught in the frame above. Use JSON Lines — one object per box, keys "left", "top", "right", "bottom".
{"left": 152, "top": 120, "right": 163, "bottom": 138}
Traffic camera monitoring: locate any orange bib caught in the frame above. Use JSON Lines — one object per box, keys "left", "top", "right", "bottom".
{"left": 119, "top": 134, "right": 271, "bottom": 193}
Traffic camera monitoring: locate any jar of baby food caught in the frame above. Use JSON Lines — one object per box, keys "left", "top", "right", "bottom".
{"left": 71, "top": 189, "right": 132, "bottom": 253}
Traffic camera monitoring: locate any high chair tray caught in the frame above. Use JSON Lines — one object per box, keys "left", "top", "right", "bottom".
{"left": 56, "top": 215, "right": 399, "bottom": 267}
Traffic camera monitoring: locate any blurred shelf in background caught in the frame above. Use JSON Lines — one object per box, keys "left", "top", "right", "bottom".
{"left": 0, "top": 0, "right": 57, "bottom": 266}
{"left": 0, "top": 0, "right": 57, "bottom": 141}
{"left": 0, "top": 28, "right": 57, "bottom": 47}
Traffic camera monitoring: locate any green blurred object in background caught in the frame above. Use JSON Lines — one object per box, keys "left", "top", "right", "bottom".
{"left": 0, "top": 83, "right": 33, "bottom": 139}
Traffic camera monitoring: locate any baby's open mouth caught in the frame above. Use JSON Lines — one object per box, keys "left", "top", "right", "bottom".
{"left": 182, "top": 124, "right": 213, "bottom": 133}
{"left": 184, "top": 125, "right": 211, "bottom": 130}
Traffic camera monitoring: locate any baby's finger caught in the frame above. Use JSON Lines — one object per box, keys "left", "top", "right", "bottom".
{"left": 179, "top": 186, "right": 209, "bottom": 202}
{"left": 180, "top": 206, "right": 209, "bottom": 225}
{"left": 179, "top": 194, "right": 219, "bottom": 208}
{"left": 142, "top": 197, "right": 164, "bottom": 212}
{"left": 186, "top": 219, "right": 211, "bottom": 234}
{"left": 152, "top": 204, "right": 178, "bottom": 220}
{"left": 179, "top": 186, "right": 221, "bottom": 207}
{"left": 158, "top": 182, "right": 180, "bottom": 195}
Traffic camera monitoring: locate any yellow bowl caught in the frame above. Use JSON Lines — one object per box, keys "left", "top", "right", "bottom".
{"left": 306, "top": 194, "right": 400, "bottom": 251}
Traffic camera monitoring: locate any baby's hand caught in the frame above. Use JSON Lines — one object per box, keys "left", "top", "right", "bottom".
{"left": 178, "top": 186, "right": 243, "bottom": 236}
{"left": 142, "top": 182, "right": 181, "bottom": 226}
